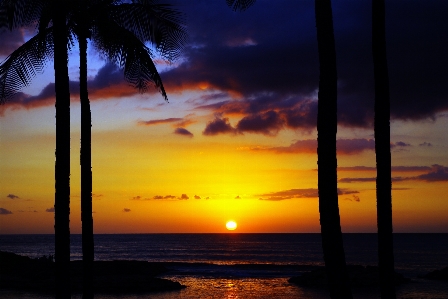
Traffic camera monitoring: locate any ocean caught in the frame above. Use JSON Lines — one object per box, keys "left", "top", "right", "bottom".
{"left": 0, "top": 233, "right": 447, "bottom": 298}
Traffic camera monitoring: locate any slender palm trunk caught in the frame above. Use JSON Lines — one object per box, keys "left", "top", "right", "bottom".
{"left": 372, "top": 0, "right": 396, "bottom": 298}
{"left": 80, "top": 33, "right": 94, "bottom": 298}
{"left": 53, "top": 2, "right": 71, "bottom": 298}
{"left": 315, "top": 0, "right": 352, "bottom": 298}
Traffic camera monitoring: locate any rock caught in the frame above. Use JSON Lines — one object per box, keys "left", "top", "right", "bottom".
{"left": 0, "top": 251, "right": 185, "bottom": 294}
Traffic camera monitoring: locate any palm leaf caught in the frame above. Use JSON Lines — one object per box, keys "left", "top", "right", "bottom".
{"left": 0, "top": 0, "right": 48, "bottom": 30}
{"left": 110, "top": 0, "right": 186, "bottom": 61}
{"left": 0, "top": 27, "right": 53, "bottom": 102}
{"left": 92, "top": 19, "right": 168, "bottom": 101}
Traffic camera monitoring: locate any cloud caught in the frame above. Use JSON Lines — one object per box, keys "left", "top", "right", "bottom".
{"left": 194, "top": 195, "right": 201, "bottom": 199}
{"left": 416, "top": 164, "right": 448, "bottom": 182}
{"left": 0, "top": 208, "right": 13, "bottom": 215}
{"left": 152, "top": 195, "right": 177, "bottom": 200}
{"left": 203, "top": 116, "right": 236, "bottom": 136}
{"left": 93, "top": 194, "right": 103, "bottom": 199}
{"left": 391, "top": 141, "right": 411, "bottom": 151}
{"left": 236, "top": 110, "right": 283, "bottom": 135}
{"left": 2, "top": 2, "right": 448, "bottom": 124}
{"left": 0, "top": 29, "right": 25, "bottom": 55}
{"left": 123, "top": 208, "right": 131, "bottom": 212}
{"left": 7, "top": 194, "right": 20, "bottom": 199}
{"left": 419, "top": 142, "right": 433, "bottom": 147}
{"left": 131, "top": 196, "right": 142, "bottom": 200}
{"left": 344, "top": 195, "right": 361, "bottom": 202}
{"left": 259, "top": 188, "right": 358, "bottom": 201}
{"left": 179, "top": 194, "right": 189, "bottom": 200}
{"left": 257, "top": 139, "right": 375, "bottom": 155}
{"left": 339, "top": 164, "right": 448, "bottom": 183}
{"left": 174, "top": 127, "right": 193, "bottom": 137}
{"left": 45, "top": 207, "right": 55, "bottom": 212}
{"left": 138, "top": 118, "right": 183, "bottom": 126}
{"left": 1, "top": 63, "right": 160, "bottom": 114}
{"left": 235, "top": 195, "right": 241, "bottom": 199}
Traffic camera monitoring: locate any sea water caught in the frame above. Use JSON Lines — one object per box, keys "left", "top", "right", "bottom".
{"left": 0, "top": 233, "right": 447, "bottom": 298}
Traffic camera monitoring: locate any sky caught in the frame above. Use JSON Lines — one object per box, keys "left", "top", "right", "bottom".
{"left": 1, "top": 0, "right": 447, "bottom": 233}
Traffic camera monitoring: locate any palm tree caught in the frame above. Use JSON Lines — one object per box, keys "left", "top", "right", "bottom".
{"left": 69, "top": 1, "right": 185, "bottom": 296}
{"left": 1, "top": 1, "right": 72, "bottom": 297}
{"left": 372, "top": 0, "right": 395, "bottom": 298}
{"left": 1, "top": 1, "right": 185, "bottom": 296}
{"left": 315, "top": 0, "right": 352, "bottom": 298}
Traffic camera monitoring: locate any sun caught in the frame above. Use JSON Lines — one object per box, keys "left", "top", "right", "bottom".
{"left": 226, "top": 220, "right": 237, "bottom": 231}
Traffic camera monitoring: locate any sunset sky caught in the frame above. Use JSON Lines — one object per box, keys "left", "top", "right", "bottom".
{"left": 1, "top": 0, "right": 447, "bottom": 234}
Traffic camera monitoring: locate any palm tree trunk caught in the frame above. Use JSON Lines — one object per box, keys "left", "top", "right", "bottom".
{"left": 315, "top": 0, "right": 352, "bottom": 298}
{"left": 80, "top": 33, "right": 94, "bottom": 298}
{"left": 372, "top": 0, "right": 396, "bottom": 298}
{"left": 53, "top": 2, "right": 71, "bottom": 298}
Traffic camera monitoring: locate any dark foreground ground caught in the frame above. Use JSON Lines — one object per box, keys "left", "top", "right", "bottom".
{"left": 0, "top": 251, "right": 184, "bottom": 295}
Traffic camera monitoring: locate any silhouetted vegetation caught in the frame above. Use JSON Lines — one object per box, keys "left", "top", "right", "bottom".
{"left": 372, "top": 0, "right": 396, "bottom": 298}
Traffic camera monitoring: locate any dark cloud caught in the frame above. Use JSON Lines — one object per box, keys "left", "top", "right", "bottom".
{"left": 130, "top": 195, "right": 152, "bottom": 200}
{"left": 203, "top": 116, "right": 236, "bottom": 136}
{"left": 259, "top": 188, "right": 358, "bottom": 201}
{"left": 171, "top": 0, "right": 448, "bottom": 132}
{"left": 179, "top": 194, "right": 189, "bottom": 200}
{"left": 174, "top": 127, "right": 193, "bottom": 137}
{"left": 1, "top": 63, "right": 158, "bottom": 113}
{"left": 417, "top": 164, "right": 448, "bottom": 182}
{"left": 419, "top": 142, "right": 433, "bottom": 147}
{"left": 7, "top": 194, "right": 19, "bottom": 199}
{"left": 235, "top": 196, "right": 241, "bottom": 199}
{"left": 344, "top": 195, "right": 361, "bottom": 202}
{"left": 3, "top": 1, "right": 448, "bottom": 128}
{"left": 138, "top": 118, "right": 183, "bottom": 126}
{"left": 339, "top": 177, "right": 376, "bottom": 183}
{"left": 339, "top": 164, "right": 448, "bottom": 183}
{"left": 236, "top": 110, "right": 283, "bottom": 135}
{"left": 258, "top": 138, "right": 374, "bottom": 155}
{"left": 0, "top": 29, "right": 25, "bottom": 56}
{"left": 391, "top": 141, "right": 411, "bottom": 149}
{"left": 153, "top": 195, "right": 177, "bottom": 200}
{"left": 122, "top": 208, "right": 131, "bottom": 212}
{"left": 392, "top": 166, "right": 432, "bottom": 172}
{"left": 92, "top": 194, "right": 103, "bottom": 199}
{"left": 194, "top": 195, "right": 201, "bottom": 199}
{"left": 45, "top": 207, "right": 55, "bottom": 212}
{"left": 0, "top": 208, "right": 13, "bottom": 215}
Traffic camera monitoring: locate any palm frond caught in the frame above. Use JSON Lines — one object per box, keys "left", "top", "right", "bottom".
{"left": 0, "top": 0, "right": 48, "bottom": 29}
{"left": 92, "top": 20, "right": 168, "bottom": 102}
{"left": 226, "top": 0, "right": 256, "bottom": 11}
{"left": 0, "top": 27, "right": 53, "bottom": 102}
{"left": 110, "top": 1, "right": 186, "bottom": 61}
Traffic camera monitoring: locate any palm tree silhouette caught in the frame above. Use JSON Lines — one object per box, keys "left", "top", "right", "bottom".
{"left": 315, "top": 0, "right": 352, "bottom": 297}
{"left": 1, "top": 1, "right": 72, "bottom": 297}
{"left": 225, "top": 1, "right": 352, "bottom": 297}
{"left": 71, "top": 1, "right": 185, "bottom": 296}
{"left": 372, "top": 0, "right": 396, "bottom": 298}
{"left": 1, "top": 0, "right": 185, "bottom": 297}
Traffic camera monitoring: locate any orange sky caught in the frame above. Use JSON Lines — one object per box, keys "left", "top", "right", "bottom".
{"left": 1, "top": 1, "right": 448, "bottom": 233}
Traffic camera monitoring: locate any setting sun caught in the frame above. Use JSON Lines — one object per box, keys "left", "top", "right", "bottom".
{"left": 226, "top": 220, "right": 237, "bottom": 231}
